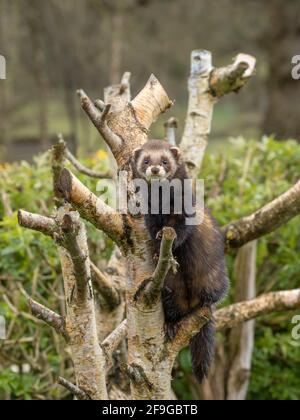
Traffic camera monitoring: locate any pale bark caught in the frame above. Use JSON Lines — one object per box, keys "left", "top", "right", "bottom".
{"left": 56, "top": 206, "right": 107, "bottom": 400}
{"left": 28, "top": 298, "right": 68, "bottom": 341}
{"left": 164, "top": 117, "right": 178, "bottom": 146}
{"left": 226, "top": 241, "right": 257, "bottom": 401}
{"left": 59, "top": 168, "right": 124, "bottom": 244}
{"left": 215, "top": 289, "right": 300, "bottom": 331}
{"left": 18, "top": 210, "right": 57, "bottom": 237}
{"left": 94, "top": 248, "right": 126, "bottom": 342}
{"left": 1, "top": 190, "right": 13, "bottom": 217}
{"left": 180, "top": 50, "right": 256, "bottom": 175}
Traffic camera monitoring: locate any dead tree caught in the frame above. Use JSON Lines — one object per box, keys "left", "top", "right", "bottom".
{"left": 18, "top": 50, "right": 300, "bottom": 400}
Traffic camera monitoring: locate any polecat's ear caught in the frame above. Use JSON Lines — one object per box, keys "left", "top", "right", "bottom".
{"left": 133, "top": 148, "right": 142, "bottom": 161}
{"left": 170, "top": 147, "right": 181, "bottom": 160}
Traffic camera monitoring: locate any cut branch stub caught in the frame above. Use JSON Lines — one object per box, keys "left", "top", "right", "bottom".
{"left": 164, "top": 117, "right": 178, "bottom": 146}
{"left": 79, "top": 74, "right": 172, "bottom": 168}
{"left": 104, "top": 71, "right": 132, "bottom": 112}
{"left": 18, "top": 210, "right": 57, "bottom": 238}
{"left": 180, "top": 50, "right": 256, "bottom": 175}
{"left": 180, "top": 50, "right": 216, "bottom": 174}
{"left": 210, "top": 54, "right": 256, "bottom": 97}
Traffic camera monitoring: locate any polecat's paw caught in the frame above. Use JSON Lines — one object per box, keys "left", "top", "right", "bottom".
{"left": 164, "top": 322, "right": 180, "bottom": 341}
{"left": 156, "top": 230, "right": 163, "bottom": 240}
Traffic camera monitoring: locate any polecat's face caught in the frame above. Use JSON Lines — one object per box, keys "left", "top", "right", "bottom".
{"left": 133, "top": 140, "right": 181, "bottom": 182}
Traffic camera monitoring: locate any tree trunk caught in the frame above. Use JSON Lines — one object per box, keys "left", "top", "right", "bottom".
{"left": 226, "top": 241, "right": 257, "bottom": 400}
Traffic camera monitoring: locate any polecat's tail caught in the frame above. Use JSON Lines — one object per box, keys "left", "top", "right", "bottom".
{"left": 189, "top": 320, "right": 215, "bottom": 383}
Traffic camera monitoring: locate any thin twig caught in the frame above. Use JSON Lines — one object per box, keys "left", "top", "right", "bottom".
{"left": 77, "top": 90, "right": 123, "bottom": 154}
{"left": 57, "top": 376, "right": 90, "bottom": 400}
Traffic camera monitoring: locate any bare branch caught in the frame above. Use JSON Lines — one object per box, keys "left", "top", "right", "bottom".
{"left": 90, "top": 261, "right": 120, "bottom": 309}
{"left": 169, "top": 307, "right": 212, "bottom": 353}
{"left": 57, "top": 376, "right": 90, "bottom": 400}
{"left": 180, "top": 50, "right": 256, "bottom": 175}
{"left": 18, "top": 210, "right": 57, "bottom": 237}
{"left": 170, "top": 288, "right": 300, "bottom": 353}
{"left": 215, "top": 289, "right": 300, "bottom": 331}
{"left": 28, "top": 298, "right": 69, "bottom": 341}
{"left": 210, "top": 54, "right": 256, "bottom": 97}
{"left": 58, "top": 211, "right": 92, "bottom": 302}
{"left": 138, "top": 227, "right": 177, "bottom": 306}
{"left": 101, "top": 319, "right": 128, "bottom": 369}
{"left": 59, "top": 168, "right": 124, "bottom": 244}
{"left": 223, "top": 180, "right": 300, "bottom": 248}
{"left": 77, "top": 89, "right": 123, "bottom": 154}
{"left": 180, "top": 50, "right": 215, "bottom": 174}
{"left": 57, "top": 206, "right": 108, "bottom": 400}
{"left": 164, "top": 117, "right": 178, "bottom": 146}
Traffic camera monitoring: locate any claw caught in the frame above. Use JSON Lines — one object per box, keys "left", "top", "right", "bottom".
{"left": 164, "top": 322, "right": 180, "bottom": 341}
{"left": 156, "top": 230, "right": 163, "bottom": 240}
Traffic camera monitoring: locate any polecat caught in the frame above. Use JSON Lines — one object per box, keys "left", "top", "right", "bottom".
{"left": 132, "top": 139, "right": 229, "bottom": 383}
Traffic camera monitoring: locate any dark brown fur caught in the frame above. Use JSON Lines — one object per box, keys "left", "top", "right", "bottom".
{"left": 132, "top": 140, "right": 229, "bottom": 382}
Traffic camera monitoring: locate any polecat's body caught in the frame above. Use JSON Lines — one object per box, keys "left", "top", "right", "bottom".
{"left": 132, "top": 140, "right": 229, "bottom": 383}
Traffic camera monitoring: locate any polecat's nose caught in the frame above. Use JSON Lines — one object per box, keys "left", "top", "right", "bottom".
{"left": 151, "top": 167, "right": 160, "bottom": 175}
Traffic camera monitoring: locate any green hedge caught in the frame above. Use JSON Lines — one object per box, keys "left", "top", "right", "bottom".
{"left": 0, "top": 138, "right": 299, "bottom": 400}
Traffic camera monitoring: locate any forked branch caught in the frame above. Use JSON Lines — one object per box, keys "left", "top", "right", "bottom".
{"left": 77, "top": 90, "right": 123, "bottom": 155}
{"left": 180, "top": 50, "right": 256, "bottom": 174}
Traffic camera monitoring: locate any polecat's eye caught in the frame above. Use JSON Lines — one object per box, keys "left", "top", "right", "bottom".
{"left": 144, "top": 159, "right": 150, "bottom": 165}
{"left": 162, "top": 159, "right": 168, "bottom": 165}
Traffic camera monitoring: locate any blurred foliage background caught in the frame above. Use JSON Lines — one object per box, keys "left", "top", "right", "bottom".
{"left": 0, "top": 0, "right": 300, "bottom": 400}
{"left": 0, "top": 0, "right": 299, "bottom": 161}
